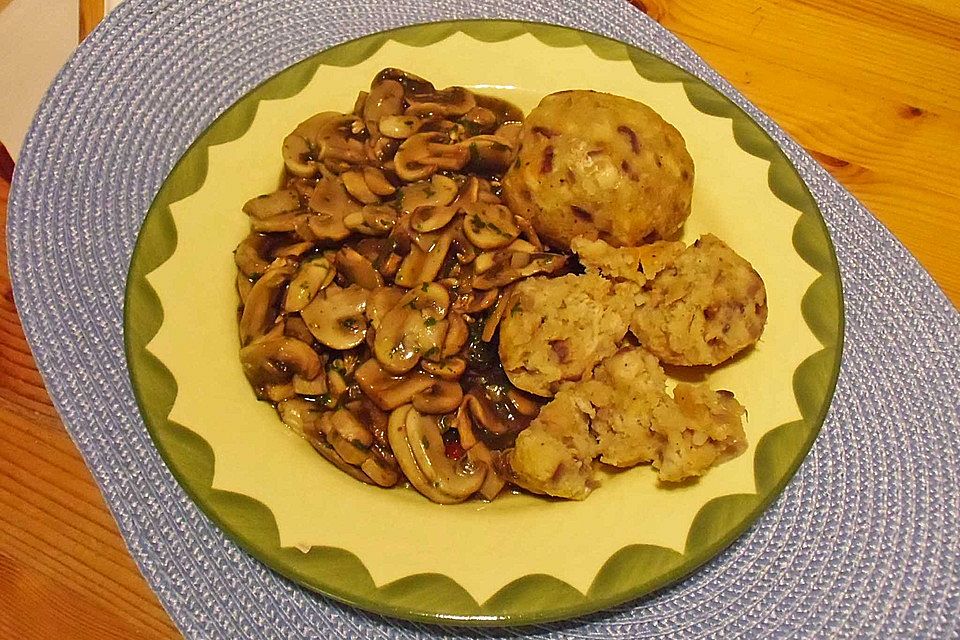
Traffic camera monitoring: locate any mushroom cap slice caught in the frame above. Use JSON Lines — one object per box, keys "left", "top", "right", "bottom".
{"left": 284, "top": 255, "right": 335, "bottom": 312}
{"left": 411, "top": 380, "right": 464, "bottom": 414}
{"left": 461, "top": 135, "right": 517, "bottom": 176}
{"left": 300, "top": 285, "right": 369, "bottom": 350}
{"left": 363, "top": 78, "right": 405, "bottom": 138}
{"left": 355, "top": 358, "right": 437, "bottom": 410}
{"left": 403, "top": 407, "right": 486, "bottom": 501}
{"left": 405, "top": 86, "right": 477, "bottom": 118}
{"left": 240, "top": 336, "right": 322, "bottom": 399}
{"left": 398, "top": 174, "right": 458, "bottom": 214}
{"left": 335, "top": 247, "right": 383, "bottom": 290}
{"left": 463, "top": 202, "right": 521, "bottom": 250}
{"left": 394, "top": 133, "right": 468, "bottom": 182}
{"left": 234, "top": 233, "right": 271, "bottom": 278}
{"left": 242, "top": 189, "right": 302, "bottom": 219}
{"left": 387, "top": 405, "right": 485, "bottom": 504}
{"left": 282, "top": 111, "right": 342, "bottom": 177}
{"left": 410, "top": 205, "right": 458, "bottom": 233}
{"left": 239, "top": 259, "right": 296, "bottom": 345}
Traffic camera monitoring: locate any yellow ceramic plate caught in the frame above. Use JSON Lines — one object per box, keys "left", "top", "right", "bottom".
{"left": 125, "top": 20, "right": 842, "bottom": 625}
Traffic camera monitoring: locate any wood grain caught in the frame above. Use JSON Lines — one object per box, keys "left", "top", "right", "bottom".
{"left": 78, "top": 0, "right": 104, "bottom": 41}
{"left": 0, "top": 2, "right": 957, "bottom": 639}
{"left": 633, "top": 0, "right": 960, "bottom": 304}
{"left": 0, "top": 178, "right": 178, "bottom": 639}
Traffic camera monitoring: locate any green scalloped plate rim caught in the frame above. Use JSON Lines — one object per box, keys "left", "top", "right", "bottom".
{"left": 123, "top": 19, "right": 844, "bottom": 627}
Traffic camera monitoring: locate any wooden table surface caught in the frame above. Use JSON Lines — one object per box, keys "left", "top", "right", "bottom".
{"left": 1, "top": 1, "right": 958, "bottom": 638}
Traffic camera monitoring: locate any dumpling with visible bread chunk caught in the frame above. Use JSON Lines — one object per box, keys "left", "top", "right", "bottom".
{"left": 498, "top": 273, "right": 636, "bottom": 397}
{"left": 502, "top": 90, "right": 694, "bottom": 250}
{"left": 631, "top": 234, "right": 768, "bottom": 366}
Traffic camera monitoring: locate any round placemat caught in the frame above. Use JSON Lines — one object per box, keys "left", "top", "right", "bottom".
{"left": 8, "top": 1, "right": 959, "bottom": 638}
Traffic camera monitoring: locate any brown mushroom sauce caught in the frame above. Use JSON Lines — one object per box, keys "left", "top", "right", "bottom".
{"left": 235, "top": 69, "right": 566, "bottom": 503}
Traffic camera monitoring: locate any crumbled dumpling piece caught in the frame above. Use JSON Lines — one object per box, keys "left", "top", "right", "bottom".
{"left": 498, "top": 273, "right": 637, "bottom": 397}
{"left": 631, "top": 234, "right": 768, "bottom": 366}
{"left": 651, "top": 383, "right": 747, "bottom": 482}
{"left": 571, "top": 236, "right": 684, "bottom": 285}
{"left": 580, "top": 347, "right": 669, "bottom": 467}
{"left": 505, "top": 390, "right": 599, "bottom": 500}
{"left": 504, "top": 347, "right": 748, "bottom": 498}
{"left": 502, "top": 90, "right": 695, "bottom": 249}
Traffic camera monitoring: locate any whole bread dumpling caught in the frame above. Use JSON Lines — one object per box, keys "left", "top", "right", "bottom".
{"left": 502, "top": 90, "right": 694, "bottom": 249}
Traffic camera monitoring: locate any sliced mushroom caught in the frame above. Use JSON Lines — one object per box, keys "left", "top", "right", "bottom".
{"left": 410, "top": 204, "right": 458, "bottom": 233}
{"left": 239, "top": 259, "right": 296, "bottom": 345}
{"left": 461, "top": 392, "right": 511, "bottom": 435}
{"left": 363, "top": 78, "right": 405, "bottom": 139}
{"left": 250, "top": 211, "right": 312, "bottom": 233}
{"left": 394, "top": 224, "right": 456, "bottom": 288}
{"left": 461, "top": 135, "right": 517, "bottom": 175}
{"left": 363, "top": 166, "right": 396, "bottom": 196}
{"left": 284, "top": 255, "right": 335, "bottom": 312}
{"left": 240, "top": 335, "right": 322, "bottom": 400}
{"left": 481, "top": 285, "right": 514, "bottom": 343}
{"left": 467, "top": 442, "right": 507, "bottom": 501}
{"left": 442, "top": 312, "right": 469, "bottom": 356}
{"left": 461, "top": 106, "right": 498, "bottom": 132}
{"left": 374, "top": 68, "right": 436, "bottom": 96}
{"left": 453, "top": 287, "right": 499, "bottom": 314}
{"left": 507, "top": 388, "right": 540, "bottom": 417}
{"left": 373, "top": 283, "right": 450, "bottom": 374}
{"left": 305, "top": 175, "right": 361, "bottom": 242}
{"left": 412, "top": 380, "right": 464, "bottom": 414}
{"left": 360, "top": 455, "right": 400, "bottom": 487}
{"left": 284, "top": 316, "right": 315, "bottom": 344}
{"left": 450, "top": 222, "right": 479, "bottom": 265}
{"left": 473, "top": 239, "right": 536, "bottom": 274}
{"left": 300, "top": 284, "right": 368, "bottom": 350}
{"left": 462, "top": 201, "right": 520, "bottom": 250}
{"left": 352, "top": 90, "right": 368, "bottom": 117}
{"left": 293, "top": 371, "right": 328, "bottom": 396}
{"left": 282, "top": 111, "right": 341, "bottom": 177}
{"left": 277, "top": 397, "right": 324, "bottom": 437}
{"left": 311, "top": 426, "right": 374, "bottom": 485}
{"left": 343, "top": 205, "right": 397, "bottom": 236}
{"left": 494, "top": 121, "right": 524, "bottom": 146}
{"left": 393, "top": 133, "right": 468, "bottom": 182}
{"left": 341, "top": 170, "right": 380, "bottom": 204}
{"left": 365, "top": 286, "right": 405, "bottom": 330}
{"left": 398, "top": 174, "right": 459, "bottom": 214}
{"left": 355, "top": 358, "right": 438, "bottom": 410}
{"left": 242, "top": 189, "right": 302, "bottom": 219}
{"left": 328, "top": 408, "right": 374, "bottom": 465}
{"left": 234, "top": 234, "right": 271, "bottom": 278}
{"left": 274, "top": 241, "right": 316, "bottom": 258}
{"left": 421, "top": 356, "right": 466, "bottom": 380}
{"left": 237, "top": 273, "right": 254, "bottom": 305}
{"left": 387, "top": 405, "right": 485, "bottom": 504}
{"left": 327, "top": 367, "right": 348, "bottom": 404}
{"left": 513, "top": 214, "right": 544, "bottom": 251}
{"left": 401, "top": 407, "right": 486, "bottom": 502}
{"left": 405, "top": 86, "right": 477, "bottom": 118}
{"left": 314, "top": 114, "right": 367, "bottom": 172}
{"left": 345, "top": 397, "right": 390, "bottom": 447}
{"left": 335, "top": 247, "right": 383, "bottom": 290}
{"left": 471, "top": 251, "right": 567, "bottom": 290}
{"left": 378, "top": 114, "right": 423, "bottom": 139}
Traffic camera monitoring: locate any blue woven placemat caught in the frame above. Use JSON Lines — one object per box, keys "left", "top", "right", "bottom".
{"left": 8, "top": 1, "right": 960, "bottom": 637}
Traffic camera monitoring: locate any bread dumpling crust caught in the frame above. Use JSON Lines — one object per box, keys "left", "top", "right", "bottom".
{"left": 502, "top": 90, "right": 694, "bottom": 250}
